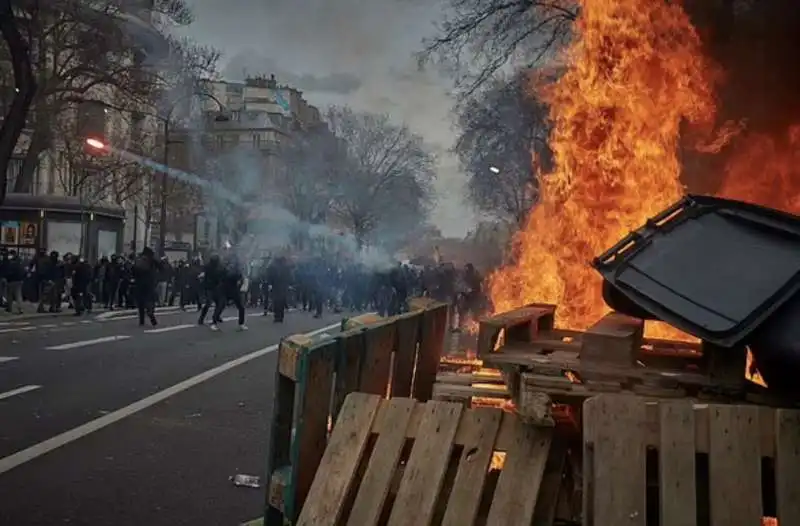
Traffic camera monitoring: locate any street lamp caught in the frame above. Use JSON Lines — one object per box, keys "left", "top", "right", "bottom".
{"left": 489, "top": 166, "right": 500, "bottom": 174}
{"left": 159, "top": 92, "right": 227, "bottom": 258}
{"left": 85, "top": 137, "right": 107, "bottom": 150}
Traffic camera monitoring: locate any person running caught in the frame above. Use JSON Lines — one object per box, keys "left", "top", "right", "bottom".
{"left": 198, "top": 254, "right": 224, "bottom": 330}
{"left": 213, "top": 251, "right": 247, "bottom": 331}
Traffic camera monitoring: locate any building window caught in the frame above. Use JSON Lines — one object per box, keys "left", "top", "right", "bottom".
{"left": 5, "top": 157, "right": 23, "bottom": 192}
{"left": 215, "top": 135, "right": 224, "bottom": 149}
{"left": 252, "top": 134, "right": 261, "bottom": 148}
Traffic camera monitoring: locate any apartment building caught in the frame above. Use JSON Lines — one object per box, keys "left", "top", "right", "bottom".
{"left": 0, "top": 2, "right": 164, "bottom": 258}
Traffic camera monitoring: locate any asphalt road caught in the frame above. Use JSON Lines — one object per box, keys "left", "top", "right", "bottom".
{"left": 0, "top": 305, "right": 347, "bottom": 526}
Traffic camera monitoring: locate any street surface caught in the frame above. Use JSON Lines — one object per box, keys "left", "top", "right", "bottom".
{"left": 0, "top": 305, "right": 346, "bottom": 525}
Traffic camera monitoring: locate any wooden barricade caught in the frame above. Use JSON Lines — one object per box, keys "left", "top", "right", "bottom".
{"left": 296, "top": 392, "right": 560, "bottom": 526}
{"left": 475, "top": 304, "right": 775, "bottom": 417}
{"left": 264, "top": 302, "right": 449, "bottom": 526}
{"left": 583, "top": 394, "right": 800, "bottom": 526}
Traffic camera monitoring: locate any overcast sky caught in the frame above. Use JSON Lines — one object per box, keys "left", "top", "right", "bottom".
{"left": 178, "top": 0, "right": 475, "bottom": 238}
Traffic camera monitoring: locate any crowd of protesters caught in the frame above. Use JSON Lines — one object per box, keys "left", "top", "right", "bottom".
{"left": 0, "top": 245, "right": 487, "bottom": 332}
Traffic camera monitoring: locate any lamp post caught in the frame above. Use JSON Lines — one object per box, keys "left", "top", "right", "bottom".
{"left": 158, "top": 92, "right": 227, "bottom": 258}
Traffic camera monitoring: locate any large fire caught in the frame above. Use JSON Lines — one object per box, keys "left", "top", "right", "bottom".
{"left": 488, "top": 0, "right": 720, "bottom": 334}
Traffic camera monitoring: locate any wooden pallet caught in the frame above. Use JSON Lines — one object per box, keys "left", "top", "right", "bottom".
{"left": 478, "top": 305, "right": 760, "bottom": 407}
{"left": 265, "top": 302, "right": 449, "bottom": 525}
{"left": 297, "top": 392, "right": 567, "bottom": 526}
{"left": 583, "top": 394, "right": 800, "bottom": 525}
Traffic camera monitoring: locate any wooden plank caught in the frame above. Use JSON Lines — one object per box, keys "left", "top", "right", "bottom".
{"left": 532, "top": 443, "right": 567, "bottom": 526}
{"left": 477, "top": 304, "right": 556, "bottom": 358}
{"left": 658, "top": 401, "right": 696, "bottom": 526}
{"left": 707, "top": 404, "right": 762, "bottom": 526}
{"left": 392, "top": 313, "right": 420, "bottom": 398}
{"left": 387, "top": 400, "right": 463, "bottom": 526}
{"left": 360, "top": 322, "right": 396, "bottom": 396}
{"left": 413, "top": 305, "right": 448, "bottom": 402}
{"left": 436, "top": 371, "right": 505, "bottom": 385}
{"left": 775, "top": 409, "right": 800, "bottom": 525}
{"left": 296, "top": 393, "right": 382, "bottom": 526}
{"left": 582, "top": 313, "right": 643, "bottom": 366}
{"left": 291, "top": 341, "right": 337, "bottom": 519}
{"left": 332, "top": 330, "right": 365, "bottom": 421}
{"left": 347, "top": 399, "right": 417, "bottom": 526}
{"left": 583, "top": 395, "right": 646, "bottom": 526}
{"left": 264, "top": 371, "right": 296, "bottom": 524}
{"left": 486, "top": 420, "right": 552, "bottom": 526}
{"left": 278, "top": 340, "right": 301, "bottom": 380}
{"left": 440, "top": 407, "right": 503, "bottom": 526}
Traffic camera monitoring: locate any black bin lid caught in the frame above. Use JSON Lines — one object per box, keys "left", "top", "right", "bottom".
{"left": 593, "top": 195, "right": 800, "bottom": 347}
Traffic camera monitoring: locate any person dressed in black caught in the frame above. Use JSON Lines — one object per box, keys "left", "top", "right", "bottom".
{"left": 133, "top": 247, "right": 159, "bottom": 327}
{"left": 198, "top": 254, "right": 224, "bottom": 330}
{"left": 71, "top": 255, "right": 94, "bottom": 315}
{"left": 267, "top": 256, "right": 291, "bottom": 323}
{"left": 212, "top": 252, "right": 247, "bottom": 331}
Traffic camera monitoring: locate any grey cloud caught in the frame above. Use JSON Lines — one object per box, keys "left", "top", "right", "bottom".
{"left": 223, "top": 49, "right": 362, "bottom": 95}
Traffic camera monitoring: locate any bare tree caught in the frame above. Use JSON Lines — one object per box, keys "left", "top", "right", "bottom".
{"left": 456, "top": 71, "right": 551, "bottom": 226}
{"left": 276, "top": 123, "right": 339, "bottom": 224}
{"left": 420, "top": 0, "right": 577, "bottom": 95}
{"left": 325, "top": 106, "right": 436, "bottom": 247}
{"left": 8, "top": 0, "right": 216, "bottom": 193}
{"left": 0, "top": 0, "right": 36, "bottom": 206}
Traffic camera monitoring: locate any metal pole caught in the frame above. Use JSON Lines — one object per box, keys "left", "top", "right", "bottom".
{"left": 131, "top": 203, "right": 138, "bottom": 252}
{"left": 158, "top": 117, "right": 169, "bottom": 257}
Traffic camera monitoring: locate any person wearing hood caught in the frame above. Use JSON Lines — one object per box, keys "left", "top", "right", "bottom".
{"left": 198, "top": 253, "right": 225, "bottom": 330}
{"left": 70, "top": 254, "right": 94, "bottom": 315}
{"left": 133, "top": 247, "right": 159, "bottom": 327}
{"left": 212, "top": 251, "right": 247, "bottom": 331}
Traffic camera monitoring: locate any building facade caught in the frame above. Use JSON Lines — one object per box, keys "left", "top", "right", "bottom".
{"left": 167, "top": 75, "right": 325, "bottom": 251}
{"left": 0, "top": 3, "right": 165, "bottom": 259}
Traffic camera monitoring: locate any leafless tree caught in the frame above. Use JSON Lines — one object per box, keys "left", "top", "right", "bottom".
{"left": 0, "top": 0, "right": 36, "bottom": 206}
{"left": 419, "top": 0, "right": 577, "bottom": 96}
{"left": 5, "top": 0, "right": 217, "bottom": 193}
{"left": 275, "top": 123, "right": 340, "bottom": 224}
{"left": 325, "top": 106, "right": 436, "bottom": 248}
{"left": 455, "top": 71, "right": 551, "bottom": 226}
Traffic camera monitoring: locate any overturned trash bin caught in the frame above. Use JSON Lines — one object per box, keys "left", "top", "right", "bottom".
{"left": 593, "top": 194, "right": 800, "bottom": 395}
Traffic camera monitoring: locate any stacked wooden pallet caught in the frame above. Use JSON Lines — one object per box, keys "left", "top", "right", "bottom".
{"left": 296, "top": 393, "right": 577, "bottom": 526}
{"left": 264, "top": 302, "right": 449, "bottom": 525}
{"left": 471, "top": 303, "right": 775, "bottom": 414}
{"left": 583, "top": 394, "right": 800, "bottom": 525}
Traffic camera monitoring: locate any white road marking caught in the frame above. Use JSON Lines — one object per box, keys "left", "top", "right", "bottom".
{"left": 0, "top": 356, "right": 19, "bottom": 363}
{"left": 98, "top": 310, "right": 184, "bottom": 322}
{"left": 0, "top": 322, "right": 341, "bottom": 474}
{"left": 0, "top": 326, "right": 36, "bottom": 334}
{"left": 143, "top": 323, "right": 194, "bottom": 334}
{"left": 94, "top": 305, "right": 183, "bottom": 321}
{"left": 41, "top": 324, "right": 57, "bottom": 328}
{"left": 0, "top": 385, "right": 41, "bottom": 401}
{"left": 0, "top": 321, "right": 30, "bottom": 327}
{"left": 46, "top": 335, "right": 131, "bottom": 350}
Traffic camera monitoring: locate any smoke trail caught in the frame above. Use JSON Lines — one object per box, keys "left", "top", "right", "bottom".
{"left": 110, "top": 144, "right": 398, "bottom": 270}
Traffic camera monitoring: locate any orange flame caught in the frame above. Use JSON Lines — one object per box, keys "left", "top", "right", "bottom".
{"left": 488, "top": 0, "right": 719, "bottom": 335}
{"left": 718, "top": 125, "right": 800, "bottom": 214}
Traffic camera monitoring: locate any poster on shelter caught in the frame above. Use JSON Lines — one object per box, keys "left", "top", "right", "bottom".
{"left": 20, "top": 222, "right": 37, "bottom": 245}
{"left": 1, "top": 222, "right": 19, "bottom": 246}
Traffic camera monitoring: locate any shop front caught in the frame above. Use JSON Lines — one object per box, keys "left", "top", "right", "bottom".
{"left": 0, "top": 193, "right": 125, "bottom": 261}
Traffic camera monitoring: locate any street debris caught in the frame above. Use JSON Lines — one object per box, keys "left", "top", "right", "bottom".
{"left": 230, "top": 474, "right": 261, "bottom": 488}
